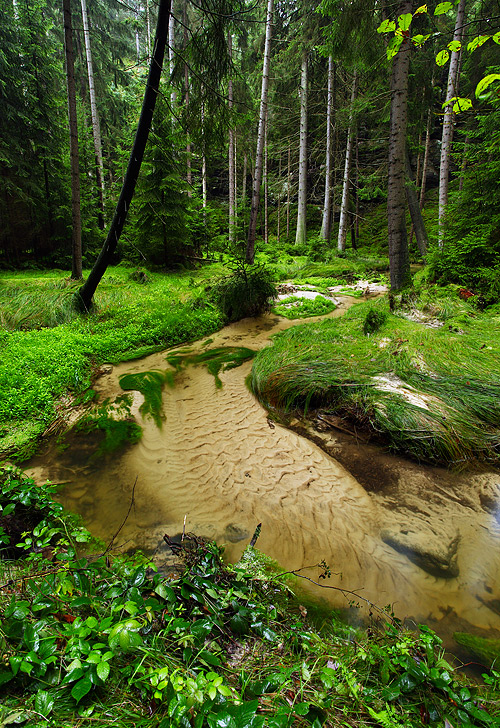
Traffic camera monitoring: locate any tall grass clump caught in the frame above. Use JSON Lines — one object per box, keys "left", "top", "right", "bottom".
{"left": 208, "top": 264, "right": 277, "bottom": 322}
{"left": 251, "top": 293, "right": 500, "bottom": 466}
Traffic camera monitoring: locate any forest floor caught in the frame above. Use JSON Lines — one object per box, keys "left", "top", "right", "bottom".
{"left": 1, "top": 258, "right": 500, "bottom": 725}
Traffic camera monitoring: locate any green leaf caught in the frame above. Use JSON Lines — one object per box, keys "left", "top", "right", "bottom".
{"left": 414, "top": 4, "right": 427, "bottom": 14}
{"left": 198, "top": 650, "right": 221, "bottom": 667}
{"left": 412, "top": 34, "right": 431, "bottom": 47}
{"left": 447, "top": 40, "right": 461, "bottom": 52}
{"left": 130, "top": 566, "right": 146, "bottom": 588}
{"left": 435, "top": 49, "right": 450, "bottom": 66}
{"left": 475, "top": 74, "right": 500, "bottom": 98}
{"left": 398, "top": 13, "right": 412, "bottom": 31}
{"left": 191, "top": 618, "right": 213, "bottom": 640}
{"left": 387, "top": 35, "right": 403, "bottom": 60}
{"left": 493, "top": 32, "right": 500, "bottom": 44}
{"left": 108, "top": 619, "right": 143, "bottom": 652}
{"left": 467, "top": 35, "right": 490, "bottom": 52}
{"left": 34, "top": 689, "right": 55, "bottom": 717}
{"left": 71, "top": 676, "right": 92, "bottom": 703}
{"left": 434, "top": 2, "right": 453, "bottom": 15}
{"left": 96, "top": 661, "right": 110, "bottom": 681}
{"left": 377, "top": 19, "right": 396, "bottom": 34}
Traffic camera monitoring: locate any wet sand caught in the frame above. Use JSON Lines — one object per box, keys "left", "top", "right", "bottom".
{"left": 25, "top": 301, "right": 500, "bottom": 643}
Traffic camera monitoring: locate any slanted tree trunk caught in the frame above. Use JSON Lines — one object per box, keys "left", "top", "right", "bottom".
{"left": 405, "top": 149, "right": 428, "bottom": 256}
{"left": 320, "top": 56, "right": 334, "bottom": 243}
{"left": 295, "top": 51, "right": 308, "bottom": 246}
{"left": 80, "top": 0, "right": 105, "bottom": 229}
{"left": 228, "top": 32, "right": 236, "bottom": 244}
{"left": 387, "top": 1, "right": 412, "bottom": 291}
{"left": 337, "top": 70, "right": 357, "bottom": 252}
{"left": 63, "top": 0, "right": 82, "bottom": 280}
{"left": 438, "top": 0, "right": 466, "bottom": 244}
{"left": 246, "top": 0, "right": 273, "bottom": 263}
{"left": 77, "top": 0, "right": 171, "bottom": 310}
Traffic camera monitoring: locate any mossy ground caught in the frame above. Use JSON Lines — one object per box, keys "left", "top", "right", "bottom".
{"left": 252, "top": 286, "right": 500, "bottom": 466}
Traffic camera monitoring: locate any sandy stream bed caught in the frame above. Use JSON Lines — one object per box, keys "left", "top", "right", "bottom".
{"left": 26, "top": 298, "right": 500, "bottom": 645}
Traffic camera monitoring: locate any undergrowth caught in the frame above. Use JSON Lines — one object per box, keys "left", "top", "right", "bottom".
{"left": 251, "top": 289, "right": 500, "bottom": 466}
{"left": 0, "top": 466, "right": 498, "bottom": 727}
{"left": 272, "top": 296, "right": 337, "bottom": 320}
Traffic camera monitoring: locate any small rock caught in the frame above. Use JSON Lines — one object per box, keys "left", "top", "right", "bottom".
{"left": 224, "top": 524, "right": 249, "bottom": 543}
{"left": 381, "top": 528, "right": 460, "bottom": 579}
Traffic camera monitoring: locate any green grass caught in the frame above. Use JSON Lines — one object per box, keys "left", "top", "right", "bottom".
{"left": 1, "top": 465, "right": 498, "bottom": 727}
{"left": 272, "top": 295, "right": 337, "bottom": 319}
{"left": 0, "top": 267, "right": 225, "bottom": 459}
{"left": 251, "top": 289, "right": 500, "bottom": 466}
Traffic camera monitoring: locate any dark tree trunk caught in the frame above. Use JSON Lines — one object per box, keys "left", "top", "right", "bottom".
{"left": 405, "top": 150, "right": 428, "bottom": 256}
{"left": 387, "top": 1, "right": 412, "bottom": 291}
{"left": 63, "top": 0, "right": 82, "bottom": 280}
{"left": 77, "top": 0, "right": 171, "bottom": 310}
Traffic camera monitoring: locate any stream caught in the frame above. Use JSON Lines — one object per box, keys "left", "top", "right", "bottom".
{"left": 26, "top": 297, "right": 500, "bottom": 649}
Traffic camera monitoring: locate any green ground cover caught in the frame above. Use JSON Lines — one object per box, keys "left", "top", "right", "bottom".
{"left": 0, "top": 267, "right": 225, "bottom": 459}
{"left": 0, "top": 465, "right": 498, "bottom": 728}
{"left": 252, "top": 287, "right": 500, "bottom": 466}
{"left": 272, "top": 296, "right": 337, "bottom": 320}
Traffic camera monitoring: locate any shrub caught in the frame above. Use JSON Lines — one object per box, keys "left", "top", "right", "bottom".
{"left": 208, "top": 264, "right": 277, "bottom": 322}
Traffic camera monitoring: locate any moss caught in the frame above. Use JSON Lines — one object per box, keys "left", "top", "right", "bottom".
{"left": 454, "top": 632, "right": 500, "bottom": 667}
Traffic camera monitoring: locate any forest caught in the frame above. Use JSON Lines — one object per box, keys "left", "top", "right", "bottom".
{"left": 1, "top": 0, "right": 500, "bottom": 726}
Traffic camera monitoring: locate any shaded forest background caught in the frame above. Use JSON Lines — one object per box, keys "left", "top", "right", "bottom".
{"left": 1, "top": 0, "right": 499, "bottom": 297}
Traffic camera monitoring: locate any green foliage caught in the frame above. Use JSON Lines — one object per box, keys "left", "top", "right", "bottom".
{"left": 252, "top": 293, "right": 500, "bottom": 465}
{"left": 70, "top": 396, "right": 142, "bottom": 457}
{"left": 0, "top": 466, "right": 498, "bottom": 727}
{"left": 166, "top": 346, "right": 256, "bottom": 388}
{"left": 272, "top": 295, "right": 337, "bottom": 319}
{"left": 0, "top": 267, "right": 224, "bottom": 458}
{"left": 454, "top": 633, "right": 500, "bottom": 668}
{"left": 119, "top": 370, "right": 171, "bottom": 428}
{"left": 363, "top": 307, "right": 387, "bottom": 335}
{"left": 208, "top": 264, "right": 277, "bottom": 322}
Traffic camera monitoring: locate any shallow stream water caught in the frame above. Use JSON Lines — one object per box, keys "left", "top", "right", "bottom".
{"left": 26, "top": 298, "right": 500, "bottom": 649}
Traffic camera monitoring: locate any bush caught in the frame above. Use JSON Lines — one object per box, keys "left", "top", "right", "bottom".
{"left": 208, "top": 264, "right": 277, "bottom": 322}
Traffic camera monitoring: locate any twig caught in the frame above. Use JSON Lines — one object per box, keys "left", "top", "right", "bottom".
{"left": 272, "top": 565, "right": 396, "bottom": 623}
{"left": 103, "top": 476, "right": 138, "bottom": 555}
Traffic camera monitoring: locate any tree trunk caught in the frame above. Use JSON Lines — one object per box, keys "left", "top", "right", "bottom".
{"left": 242, "top": 153, "right": 247, "bottom": 207}
{"left": 264, "top": 110, "right": 268, "bottom": 245}
{"left": 168, "top": 11, "right": 176, "bottom": 110}
{"left": 459, "top": 134, "right": 469, "bottom": 192}
{"left": 438, "top": 0, "right": 466, "bottom": 244}
{"left": 320, "top": 56, "right": 334, "bottom": 243}
{"left": 183, "top": 0, "right": 192, "bottom": 197}
{"left": 228, "top": 32, "right": 236, "bottom": 244}
{"left": 77, "top": 0, "right": 171, "bottom": 310}
{"left": 80, "top": 0, "right": 105, "bottom": 230}
{"left": 245, "top": 0, "right": 273, "bottom": 263}
{"left": 146, "top": 0, "right": 151, "bottom": 61}
{"left": 277, "top": 151, "right": 281, "bottom": 244}
{"left": 295, "top": 51, "right": 308, "bottom": 246}
{"left": 405, "top": 149, "right": 428, "bottom": 256}
{"left": 63, "top": 0, "right": 82, "bottom": 280}
{"left": 286, "top": 142, "right": 290, "bottom": 239}
{"left": 419, "top": 106, "right": 432, "bottom": 208}
{"left": 387, "top": 1, "right": 412, "bottom": 291}
{"left": 337, "top": 70, "right": 357, "bottom": 252}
